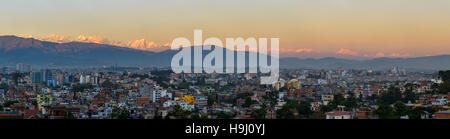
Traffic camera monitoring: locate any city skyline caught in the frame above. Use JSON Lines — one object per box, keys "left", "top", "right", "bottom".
{"left": 1, "top": 1, "right": 450, "bottom": 137}
{"left": 2, "top": 0, "right": 450, "bottom": 59}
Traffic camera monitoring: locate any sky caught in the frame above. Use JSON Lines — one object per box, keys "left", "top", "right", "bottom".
{"left": 1, "top": 0, "right": 450, "bottom": 59}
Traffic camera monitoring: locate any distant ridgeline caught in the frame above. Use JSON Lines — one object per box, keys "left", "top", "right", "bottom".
{"left": 1, "top": 36, "right": 450, "bottom": 71}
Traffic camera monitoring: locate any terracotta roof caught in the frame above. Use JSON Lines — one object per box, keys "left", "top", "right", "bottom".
{"left": 325, "top": 111, "right": 353, "bottom": 116}
{"left": 0, "top": 113, "right": 22, "bottom": 119}
{"left": 24, "top": 109, "right": 40, "bottom": 119}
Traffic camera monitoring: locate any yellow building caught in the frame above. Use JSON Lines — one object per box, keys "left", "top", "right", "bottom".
{"left": 286, "top": 79, "right": 301, "bottom": 90}
{"left": 181, "top": 95, "right": 195, "bottom": 104}
{"left": 37, "top": 94, "right": 52, "bottom": 105}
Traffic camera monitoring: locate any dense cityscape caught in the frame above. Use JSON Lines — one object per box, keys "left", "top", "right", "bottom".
{"left": 0, "top": 63, "right": 448, "bottom": 119}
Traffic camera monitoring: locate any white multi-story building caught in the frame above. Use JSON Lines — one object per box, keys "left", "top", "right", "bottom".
{"left": 152, "top": 89, "right": 172, "bottom": 103}
{"left": 79, "top": 75, "right": 86, "bottom": 84}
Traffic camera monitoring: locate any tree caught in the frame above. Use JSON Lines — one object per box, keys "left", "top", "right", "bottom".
{"left": 0, "top": 83, "right": 9, "bottom": 91}
{"left": 402, "top": 89, "right": 417, "bottom": 103}
{"left": 101, "top": 80, "right": 119, "bottom": 89}
{"left": 63, "top": 111, "right": 76, "bottom": 119}
{"left": 408, "top": 107, "right": 437, "bottom": 119}
{"left": 72, "top": 83, "right": 94, "bottom": 92}
{"left": 438, "top": 70, "right": 450, "bottom": 82}
{"left": 320, "top": 105, "right": 334, "bottom": 113}
{"left": 393, "top": 101, "right": 408, "bottom": 118}
{"left": 111, "top": 107, "right": 121, "bottom": 119}
{"left": 251, "top": 109, "right": 266, "bottom": 119}
{"left": 154, "top": 108, "right": 163, "bottom": 119}
{"left": 331, "top": 93, "right": 345, "bottom": 106}
{"left": 167, "top": 105, "right": 191, "bottom": 119}
{"left": 11, "top": 72, "right": 24, "bottom": 84}
{"left": 378, "top": 86, "right": 402, "bottom": 105}
{"left": 242, "top": 97, "right": 257, "bottom": 108}
{"left": 118, "top": 109, "right": 131, "bottom": 119}
{"left": 111, "top": 107, "right": 130, "bottom": 119}
{"left": 190, "top": 107, "right": 207, "bottom": 119}
{"left": 263, "top": 91, "right": 278, "bottom": 107}
{"left": 129, "top": 73, "right": 149, "bottom": 79}
{"left": 297, "top": 101, "right": 313, "bottom": 118}
{"left": 374, "top": 104, "right": 395, "bottom": 119}
{"left": 437, "top": 70, "right": 450, "bottom": 94}
{"left": 198, "top": 77, "right": 206, "bottom": 85}
{"left": 276, "top": 99, "right": 312, "bottom": 119}
{"left": 3, "top": 100, "right": 19, "bottom": 107}
{"left": 177, "top": 81, "right": 190, "bottom": 89}
{"left": 343, "top": 92, "right": 358, "bottom": 110}
{"left": 215, "top": 111, "right": 232, "bottom": 119}
{"left": 276, "top": 106, "right": 295, "bottom": 119}
{"left": 207, "top": 95, "right": 215, "bottom": 106}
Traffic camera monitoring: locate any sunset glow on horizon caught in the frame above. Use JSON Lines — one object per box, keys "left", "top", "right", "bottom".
{"left": 2, "top": 0, "right": 450, "bottom": 58}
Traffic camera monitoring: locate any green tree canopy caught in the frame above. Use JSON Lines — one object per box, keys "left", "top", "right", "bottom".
{"left": 215, "top": 111, "right": 233, "bottom": 119}
{"left": 251, "top": 108, "right": 266, "bottom": 119}
{"left": 167, "top": 105, "right": 191, "bottom": 119}
{"left": 378, "top": 86, "right": 402, "bottom": 105}
{"left": 393, "top": 101, "right": 408, "bottom": 118}
{"left": 375, "top": 104, "right": 395, "bottom": 119}
{"left": 437, "top": 70, "right": 450, "bottom": 94}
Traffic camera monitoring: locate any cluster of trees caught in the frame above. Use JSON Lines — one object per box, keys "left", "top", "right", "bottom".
{"left": 321, "top": 92, "right": 358, "bottom": 113}
{"left": 174, "top": 80, "right": 190, "bottom": 89}
{"left": 129, "top": 73, "right": 150, "bottom": 79}
{"left": 150, "top": 70, "right": 172, "bottom": 88}
{"left": 166, "top": 105, "right": 191, "bottom": 119}
{"left": 101, "top": 80, "right": 120, "bottom": 89}
{"left": 370, "top": 70, "right": 450, "bottom": 119}
{"left": 10, "top": 72, "right": 26, "bottom": 84}
{"left": 232, "top": 92, "right": 258, "bottom": 108}
{"left": 0, "top": 83, "right": 9, "bottom": 91}
{"left": 111, "top": 107, "right": 131, "bottom": 119}
{"left": 72, "top": 83, "right": 94, "bottom": 92}
{"left": 437, "top": 70, "right": 450, "bottom": 94}
{"left": 251, "top": 107, "right": 267, "bottom": 119}
{"left": 276, "top": 99, "right": 313, "bottom": 119}
{"left": 166, "top": 105, "right": 243, "bottom": 119}
{"left": 207, "top": 95, "right": 215, "bottom": 106}
{"left": 0, "top": 100, "right": 20, "bottom": 111}
{"left": 262, "top": 91, "right": 278, "bottom": 107}
{"left": 375, "top": 101, "right": 439, "bottom": 119}
{"left": 166, "top": 105, "right": 208, "bottom": 119}
{"left": 377, "top": 86, "right": 416, "bottom": 105}
{"left": 3, "top": 100, "right": 19, "bottom": 108}
{"left": 214, "top": 111, "right": 233, "bottom": 119}
{"left": 62, "top": 111, "right": 76, "bottom": 119}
